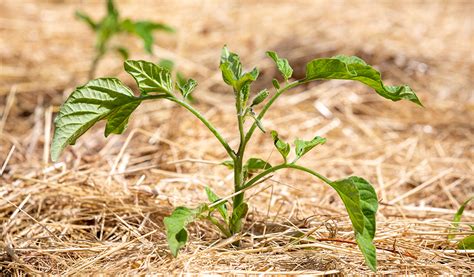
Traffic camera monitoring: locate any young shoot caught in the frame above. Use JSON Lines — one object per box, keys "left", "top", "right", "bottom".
{"left": 51, "top": 46, "right": 422, "bottom": 272}
{"left": 76, "top": 0, "right": 175, "bottom": 78}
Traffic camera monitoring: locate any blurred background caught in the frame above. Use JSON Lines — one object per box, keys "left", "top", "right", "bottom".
{"left": 0, "top": 0, "right": 473, "bottom": 274}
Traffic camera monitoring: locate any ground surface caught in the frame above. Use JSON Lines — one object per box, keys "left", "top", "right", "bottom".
{"left": 1, "top": 0, "right": 473, "bottom": 275}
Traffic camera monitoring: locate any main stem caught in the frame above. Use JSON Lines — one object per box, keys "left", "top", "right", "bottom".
{"left": 230, "top": 89, "right": 246, "bottom": 234}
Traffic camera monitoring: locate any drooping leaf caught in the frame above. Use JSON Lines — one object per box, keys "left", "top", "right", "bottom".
{"left": 266, "top": 51, "right": 293, "bottom": 81}
{"left": 251, "top": 89, "right": 269, "bottom": 107}
{"left": 244, "top": 158, "right": 272, "bottom": 173}
{"left": 305, "top": 55, "right": 422, "bottom": 106}
{"left": 230, "top": 202, "right": 248, "bottom": 233}
{"left": 449, "top": 196, "right": 474, "bottom": 239}
{"left": 294, "top": 136, "right": 326, "bottom": 160}
{"left": 75, "top": 11, "right": 97, "bottom": 30}
{"left": 177, "top": 79, "right": 197, "bottom": 99}
{"left": 51, "top": 78, "right": 141, "bottom": 161}
{"left": 458, "top": 235, "right": 474, "bottom": 250}
{"left": 164, "top": 205, "right": 207, "bottom": 257}
{"left": 205, "top": 187, "right": 228, "bottom": 222}
{"left": 330, "top": 176, "right": 378, "bottom": 272}
{"left": 271, "top": 130, "right": 290, "bottom": 162}
{"left": 124, "top": 60, "right": 173, "bottom": 95}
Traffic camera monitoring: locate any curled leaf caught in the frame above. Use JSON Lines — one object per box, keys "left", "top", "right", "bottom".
{"left": 294, "top": 136, "right": 326, "bottom": 160}
{"left": 266, "top": 51, "right": 293, "bottom": 81}
{"left": 305, "top": 55, "right": 422, "bottom": 106}
{"left": 271, "top": 130, "right": 290, "bottom": 162}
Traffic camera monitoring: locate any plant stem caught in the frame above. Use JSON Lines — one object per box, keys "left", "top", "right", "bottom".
{"left": 89, "top": 52, "right": 104, "bottom": 79}
{"left": 241, "top": 80, "right": 304, "bottom": 155}
{"left": 242, "top": 163, "right": 332, "bottom": 191}
{"left": 168, "top": 97, "right": 236, "bottom": 160}
{"left": 207, "top": 216, "right": 231, "bottom": 237}
{"left": 230, "top": 88, "right": 246, "bottom": 235}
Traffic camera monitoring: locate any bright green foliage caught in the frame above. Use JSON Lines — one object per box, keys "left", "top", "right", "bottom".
{"left": 124, "top": 60, "right": 173, "bottom": 95}
{"left": 294, "top": 136, "right": 326, "bottom": 161}
{"left": 458, "top": 235, "right": 474, "bottom": 250}
{"left": 251, "top": 89, "right": 269, "bottom": 107}
{"left": 51, "top": 46, "right": 422, "bottom": 271}
{"left": 205, "top": 187, "right": 228, "bottom": 222}
{"left": 271, "top": 131, "right": 290, "bottom": 162}
{"left": 163, "top": 205, "right": 208, "bottom": 257}
{"left": 266, "top": 51, "right": 293, "bottom": 81}
{"left": 305, "top": 55, "right": 422, "bottom": 106}
{"left": 331, "top": 177, "right": 378, "bottom": 271}
{"left": 177, "top": 79, "right": 197, "bottom": 99}
{"left": 76, "top": 0, "right": 174, "bottom": 78}
{"left": 449, "top": 196, "right": 474, "bottom": 249}
{"left": 51, "top": 78, "right": 142, "bottom": 161}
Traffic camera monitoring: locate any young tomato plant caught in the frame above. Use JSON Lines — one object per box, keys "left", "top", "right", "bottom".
{"left": 50, "top": 46, "right": 422, "bottom": 271}
{"left": 76, "top": 0, "right": 174, "bottom": 78}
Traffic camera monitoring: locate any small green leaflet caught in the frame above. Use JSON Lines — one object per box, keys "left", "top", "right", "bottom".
{"left": 330, "top": 176, "right": 378, "bottom": 272}
{"left": 121, "top": 19, "right": 175, "bottom": 54}
{"left": 251, "top": 89, "right": 269, "bottom": 107}
{"left": 272, "top": 79, "right": 280, "bottom": 89}
{"left": 51, "top": 78, "right": 141, "bottom": 161}
{"left": 177, "top": 79, "right": 197, "bottom": 99}
{"left": 229, "top": 202, "right": 248, "bottom": 234}
{"left": 458, "top": 235, "right": 474, "bottom": 250}
{"left": 124, "top": 60, "right": 173, "bottom": 95}
{"left": 266, "top": 51, "right": 293, "bottom": 81}
{"left": 305, "top": 55, "right": 422, "bottom": 106}
{"left": 205, "top": 187, "right": 228, "bottom": 222}
{"left": 75, "top": 11, "right": 97, "bottom": 30}
{"left": 449, "top": 196, "right": 474, "bottom": 239}
{"left": 164, "top": 205, "right": 208, "bottom": 257}
{"left": 248, "top": 109, "right": 265, "bottom": 133}
{"left": 220, "top": 46, "right": 259, "bottom": 93}
{"left": 294, "top": 136, "right": 326, "bottom": 160}
{"left": 244, "top": 158, "right": 272, "bottom": 173}
{"left": 221, "top": 160, "right": 234, "bottom": 169}
{"left": 271, "top": 130, "right": 290, "bottom": 162}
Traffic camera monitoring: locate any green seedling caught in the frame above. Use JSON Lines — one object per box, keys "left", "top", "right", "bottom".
{"left": 51, "top": 46, "right": 422, "bottom": 271}
{"left": 449, "top": 196, "right": 474, "bottom": 249}
{"left": 76, "top": 0, "right": 174, "bottom": 78}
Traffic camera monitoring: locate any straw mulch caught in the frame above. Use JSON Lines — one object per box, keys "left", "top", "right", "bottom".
{"left": 1, "top": 0, "right": 473, "bottom": 274}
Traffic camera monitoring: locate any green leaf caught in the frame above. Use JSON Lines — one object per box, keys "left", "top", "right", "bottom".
{"left": 51, "top": 78, "right": 140, "bottom": 161}
{"left": 294, "top": 136, "right": 326, "bottom": 160}
{"left": 164, "top": 205, "right": 207, "bottom": 257}
{"left": 220, "top": 46, "right": 259, "bottom": 93}
{"left": 205, "top": 187, "right": 228, "bottom": 221}
{"left": 272, "top": 79, "right": 280, "bottom": 89}
{"left": 305, "top": 55, "right": 422, "bottom": 106}
{"left": 124, "top": 60, "right": 173, "bottom": 95}
{"left": 75, "top": 11, "right": 97, "bottom": 30}
{"left": 244, "top": 158, "right": 272, "bottom": 173}
{"left": 266, "top": 51, "right": 293, "bottom": 81}
{"left": 271, "top": 130, "right": 290, "bottom": 162}
{"left": 230, "top": 202, "right": 248, "bottom": 233}
{"left": 177, "top": 79, "right": 197, "bottom": 99}
{"left": 458, "top": 235, "right": 474, "bottom": 249}
{"left": 449, "top": 196, "right": 474, "bottom": 239}
{"left": 121, "top": 19, "right": 175, "bottom": 54}
{"left": 220, "top": 46, "right": 242, "bottom": 88}
{"left": 330, "top": 176, "right": 378, "bottom": 272}
{"left": 221, "top": 160, "right": 234, "bottom": 169}
{"left": 251, "top": 89, "right": 269, "bottom": 107}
